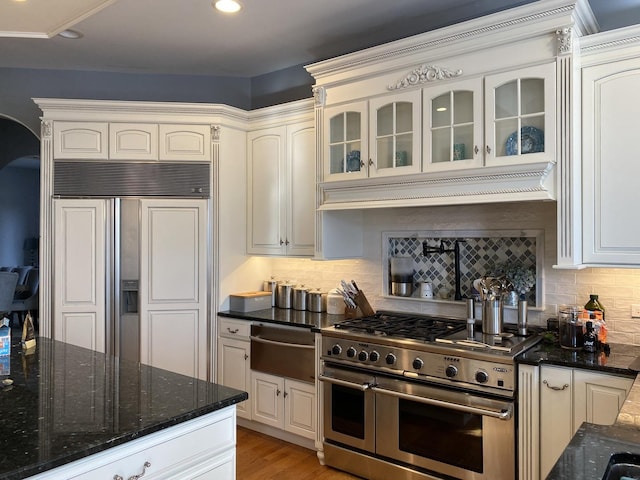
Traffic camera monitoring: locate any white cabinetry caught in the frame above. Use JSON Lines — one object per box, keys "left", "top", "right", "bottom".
{"left": 53, "top": 199, "right": 107, "bottom": 352}
{"left": 251, "top": 371, "right": 316, "bottom": 440}
{"left": 484, "top": 63, "right": 556, "bottom": 167}
{"left": 582, "top": 56, "right": 640, "bottom": 265}
{"left": 110, "top": 123, "right": 158, "bottom": 160}
{"left": 535, "top": 365, "right": 633, "bottom": 479}
{"left": 247, "top": 120, "right": 315, "bottom": 256}
{"left": 139, "top": 199, "right": 208, "bottom": 380}
{"left": 324, "top": 101, "right": 368, "bottom": 182}
{"left": 31, "top": 406, "right": 237, "bottom": 480}
{"left": 217, "top": 318, "right": 251, "bottom": 420}
{"left": 53, "top": 121, "right": 109, "bottom": 159}
{"left": 52, "top": 121, "right": 211, "bottom": 162}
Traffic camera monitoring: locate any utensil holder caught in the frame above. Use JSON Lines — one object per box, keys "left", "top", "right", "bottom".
{"left": 482, "top": 298, "right": 503, "bottom": 335}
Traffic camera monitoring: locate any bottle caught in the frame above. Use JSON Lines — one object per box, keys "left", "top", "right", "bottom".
{"left": 583, "top": 321, "right": 597, "bottom": 353}
{"left": 584, "top": 294, "right": 607, "bottom": 344}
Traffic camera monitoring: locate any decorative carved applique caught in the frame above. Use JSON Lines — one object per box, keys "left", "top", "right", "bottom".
{"left": 313, "top": 86, "right": 326, "bottom": 107}
{"left": 556, "top": 27, "right": 572, "bottom": 55}
{"left": 388, "top": 65, "right": 463, "bottom": 90}
{"left": 211, "top": 125, "right": 221, "bottom": 142}
{"left": 41, "top": 120, "right": 52, "bottom": 138}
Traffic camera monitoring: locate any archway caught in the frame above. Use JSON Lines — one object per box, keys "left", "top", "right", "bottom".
{"left": 0, "top": 116, "right": 40, "bottom": 267}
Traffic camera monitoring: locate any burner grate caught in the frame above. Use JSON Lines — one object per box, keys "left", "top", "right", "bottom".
{"left": 334, "top": 313, "right": 466, "bottom": 342}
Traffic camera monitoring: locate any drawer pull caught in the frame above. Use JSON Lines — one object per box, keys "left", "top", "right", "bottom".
{"left": 543, "top": 380, "right": 569, "bottom": 391}
{"left": 227, "top": 327, "right": 239, "bottom": 334}
{"left": 113, "top": 461, "right": 151, "bottom": 480}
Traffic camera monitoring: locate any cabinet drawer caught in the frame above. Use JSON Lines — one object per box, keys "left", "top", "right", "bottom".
{"left": 32, "top": 408, "right": 235, "bottom": 480}
{"left": 219, "top": 317, "right": 251, "bottom": 339}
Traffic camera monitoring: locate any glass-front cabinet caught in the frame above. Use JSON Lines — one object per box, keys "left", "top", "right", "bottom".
{"left": 369, "top": 90, "right": 421, "bottom": 177}
{"left": 323, "top": 101, "right": 368, "bottom": 181}
{"left": 484, "top": 63, "right": 556, "bottom": 166}
{"left": 423, "top": 78, "right": 482, "bottom": 171}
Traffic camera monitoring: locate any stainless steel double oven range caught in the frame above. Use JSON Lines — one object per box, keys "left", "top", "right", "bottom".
{"left": 319, "top": 312, "right": 541, "bottom": 480}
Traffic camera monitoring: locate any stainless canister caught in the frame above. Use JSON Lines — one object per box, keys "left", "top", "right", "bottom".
{"left": 263, "top": 277, "right": 278, "bottom": 307}
{"left": 482, "top": 297, "right": 503, "bottom": 335}
{"left": 307, "top": 289, "right": 326, "bottom": 312}
{"left": 276, "top": 282, "right": 294, "bottom": 309}
{"left": 292, "top": 285, "right": 309, "bottom": 311}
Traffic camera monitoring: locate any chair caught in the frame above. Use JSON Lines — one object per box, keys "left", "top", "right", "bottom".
{"left": 0, "top": 272, "right": 19, "bottom": 320}
{"left": 11, "top": 266, "right": 32, "bottom": 286}
{"left": 10, "top": 268, "right": 38, "bottom": 327}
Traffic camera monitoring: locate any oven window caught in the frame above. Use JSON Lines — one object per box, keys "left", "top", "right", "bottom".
{"left": 398, "top": 399, "right": 483, "bottom": 473}
{"left": 331, "top": 384, "right": 365, "bottom": 439}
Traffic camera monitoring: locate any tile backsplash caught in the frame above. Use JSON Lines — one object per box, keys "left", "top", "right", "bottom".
{"left": 388, "top": 235, "right": 538, "bottom": 304}
{"left": 267, "top": 202, "right": 640, "bottom": 346}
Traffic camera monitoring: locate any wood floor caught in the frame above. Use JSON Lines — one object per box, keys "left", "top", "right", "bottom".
{"left": 236, "top": 427, "right": 361, "bottom": 480}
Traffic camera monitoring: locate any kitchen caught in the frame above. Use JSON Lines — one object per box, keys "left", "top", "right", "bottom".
{"left": 2, "top": 0, "right": 640, "bottom": 479}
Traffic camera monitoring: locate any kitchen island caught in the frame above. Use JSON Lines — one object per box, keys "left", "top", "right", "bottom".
{"left": 0, "top": 335, "right": 247, "bottom": 480}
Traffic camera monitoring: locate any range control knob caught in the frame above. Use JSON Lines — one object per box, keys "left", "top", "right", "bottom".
{"left": 445, "top": 365, "right": 458, "bottom": 378}
{"left": 385, "top": 353, "right": 396, "bottom": 365}
{"left": 412, "top": 358, "right": 424, "bottom": 370}
{"left": 475, "top": 370, "right": 489, "bottom": 384}
{"left": 358, "top": 351, "right": 368, "bottom": 362}
{"left": 369, "top": 351, "right": 380, "bottom": 362}
{"left": 346, "top": 347, "right": 357, "bottom": 358}
{"left": 331, "top": 344, "right": 342, "bottom": 356}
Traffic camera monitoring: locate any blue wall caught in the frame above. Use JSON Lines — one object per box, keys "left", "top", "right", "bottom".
{"left": 0, "top": 164, "right": 39, "bottom": 267}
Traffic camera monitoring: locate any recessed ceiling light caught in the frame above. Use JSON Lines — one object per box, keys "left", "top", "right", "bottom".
{"left": 213, "top": 0, "right": 241, "bottom": 13}
{"left": 58, "top": 29, "right": 83, "bottom": 39}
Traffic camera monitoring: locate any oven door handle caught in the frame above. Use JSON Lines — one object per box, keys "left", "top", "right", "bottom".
{"left": 250, "top": 335, "right": 314, "bottom": 350}
{"left": 370, "top": 386, "right": 513, "bottom": 420}
{"left": 318, "top": 374, "right": 374, "bottom": 391}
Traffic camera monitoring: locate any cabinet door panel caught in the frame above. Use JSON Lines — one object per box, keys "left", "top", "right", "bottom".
{"left": 53, "top": 199, "right": 107, "bottom": 352}
{"left": 247, "top": 128, "right": 286, "bottom": 254}
{"left": 110, "top": 123, "right": 158, "bottom": 160}
{"left": 140, "top": 199, "right": 207, "bottom": 379}
{"left": 285, "top": 379, "right": 316, "bottom": 439}
{"left": 53, "top": 122, "right": 108, "bottom": 159}
{"left": 217, "top": 338, "right": 251, "bottom": 419}
{"left": 583, "top": 60, "right": 640, "bottom": 264}
{"left": 287, "top": 122, "right": 315, "bottom": 256}
{"left": 159, "top": 124, "right": 211, "bottom": 161}
{"left": 323, "top": 102, "right": 368, "bottom": 181}
{"left": 251, "top": 372, "right": 284, "bottom": 429}
{"left": 573, "top": 370, "right": 633, "bottom": 428}
{"left": 539, "top": 366, "right": 573, "bottom": 479}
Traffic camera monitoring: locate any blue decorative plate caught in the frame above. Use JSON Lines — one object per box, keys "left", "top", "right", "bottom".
{"left": 505, "top": 126, "right": 544, "bottom": 155}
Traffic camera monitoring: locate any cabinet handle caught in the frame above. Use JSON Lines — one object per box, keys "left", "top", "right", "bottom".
{"left": 474, "top": 145, "right": 479, "bottom": 155}
{"left": 285, "top": 239, "right": 290, "bottom": 246}
{"left": 543, "top": 380, "right": 569, "bottom": 391}
{"left": 359, "top": 160, "right": 365, "bottom": 168}
{"left": 284, "top": 391, "right": 288, "bottom": 398}
{"left": 277, "top": 388, "right": 281, "bottom": 396}
{"left": 113, "top": 461, "right": 151, "bottom": 480}
{"left": 244, "top": 354, "right": 249, "bottom": 360}
{"left": 227, "top": 327, "right": 239, "bottom": 334}
{"left": 486, "top": 145, "right": 492, "bottom": 155}
{"left": 368, "top": 159, "right": 374, "bottom": 167}
{"left": 279, "top": 238, "right": 284, "bottom": 246}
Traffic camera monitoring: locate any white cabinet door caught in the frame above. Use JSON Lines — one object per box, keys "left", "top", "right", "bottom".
{"left": 53, "top": 199, "right": 107, "bottom": 352}
{"left": 251, "top": 371, "right": 285, "bottom": 429}
{"left": 218, "top": 337, "right": 251, "bottom": 420}
{"left": 573, "top": 369, "right": 633, "bottom": 428}
{"left": 159, "top": 124, "right": 211, "bottom": 161}
{"left": 582, "top": 58, "right": 640, "bottom": 265}
{"left": 286, "top": 121, "right": 315, "bottom": 256}
{"left": 110, "top": 123, "right": 158, "bottom": 160}
{"left": 139, "top": 199, "right": 208, "bottom": 379}
{"left": 323, "top": 101, "right": 368, "bottom": 182}
{"left": 247, "top": 122, "right": 314, "bottom": 256}
{"left": 247, "top": 127, "right": 286, "bottom": 255}
{"left": 369, "top": 90, "right": 421, "bottom": 177}
{"left": 485, "top": 62, "right": 556, "bottom": 167}
{"left": 53, "top": 121, "right": 108, "bottom": 159}
{"left": 539, "top": 366, "right": 573, "bottom": 479}
{"left": 423, "top": 78, "right": 483, "bottom": 171}
{"left": 284, "top": 379, "right": 316, "bottom": 440}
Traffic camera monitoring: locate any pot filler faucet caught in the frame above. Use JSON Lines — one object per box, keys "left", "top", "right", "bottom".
{"left": 422, "top": 239, "right": 466, "bottom": 301}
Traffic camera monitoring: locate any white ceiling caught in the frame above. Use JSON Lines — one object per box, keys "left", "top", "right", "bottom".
{"left": 0, "top": 0, "right": 639, "bottom": 78}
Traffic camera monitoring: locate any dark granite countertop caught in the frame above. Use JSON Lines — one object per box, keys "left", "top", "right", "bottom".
{"left": 219, "top": 308, "right": 345, "bottom": 332}
{"left": 0, "top": 335, "right": 247, "bottom": 480}
{"left": 518, "top": 339, "right": 640, "bottom": 377}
